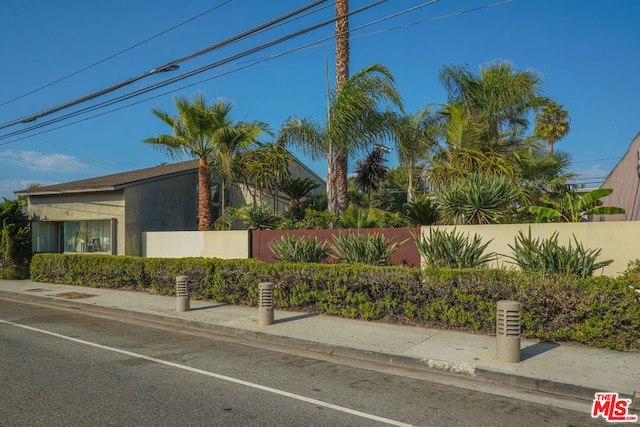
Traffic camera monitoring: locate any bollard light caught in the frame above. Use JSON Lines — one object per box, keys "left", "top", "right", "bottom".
{"left": 258, "top": 282, "right": 275, "bottom": 326}
{"left": 176, "top": 275, "right": 190, "bottom": 312}
{"left": 496, "top": 300, "right": 521, "bottom": 363}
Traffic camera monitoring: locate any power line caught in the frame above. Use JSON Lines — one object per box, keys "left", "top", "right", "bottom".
{"left": 0, "top": 0, "right": 389, "bottom": 141}
{"left": 0, "top": 0, "right": 513, "bottom": 146}
{"left": 0, "top": 0, "right": 234, "bottom": 109}
{"left": 0, "top": 0, "right": 332, "bottom": 131}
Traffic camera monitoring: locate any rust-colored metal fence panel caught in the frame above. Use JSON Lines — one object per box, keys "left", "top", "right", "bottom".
{"left": 251, "top": 228, "right": 421, "bottom": 267}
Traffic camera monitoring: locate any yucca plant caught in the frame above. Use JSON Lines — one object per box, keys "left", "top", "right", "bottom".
{"left": 436, "top": 173, "right": 519, "bottom": 225}
{"left": 268, "top": 235, "right": 330, "bottom": 263}
{"left": 330, "top": 232, "right": 406, "bottom": 266}
{"left": 237, "top": 204, "right": 281, "bottom": 230}
{"left": 338, "top": 205, "right": 384, "bottom": 228}
{"left": 411, "top": 228, "right": 495, "bottom": 269}
{"left": 507, "top": 229, "right": 612, "bottom": 278}
{"left": 403, "top": 194, "right": 439, "bottom": 225}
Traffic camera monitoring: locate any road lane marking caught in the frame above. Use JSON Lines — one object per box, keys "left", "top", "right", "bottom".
{"left": 1, "top": 319, "right": 414, "bottom": 427}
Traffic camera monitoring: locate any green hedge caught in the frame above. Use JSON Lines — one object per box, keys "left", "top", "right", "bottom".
{"left": 29, "top": 253, "right": 640, "bottom": 351}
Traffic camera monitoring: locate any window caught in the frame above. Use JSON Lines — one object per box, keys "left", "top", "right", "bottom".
{"left": 63, "top": 220, "right": 113, "bottom": 253}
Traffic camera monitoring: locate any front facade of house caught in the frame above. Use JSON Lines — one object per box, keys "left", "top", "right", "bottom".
{"left": 16, "top": 159, "right": 325, "bottom": 256}
{"left": 593, "top": 132, "right": 640, "bottom": 221}
{"left": 16, "top": 161, "right": 200, "bottom": 256}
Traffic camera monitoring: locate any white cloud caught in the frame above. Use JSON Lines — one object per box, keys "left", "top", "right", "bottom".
{"left": 0, "top": 150, "right": 88, "bottom": 173}
{"left": 0, "top": 179, "right": 53, "bottom": 200}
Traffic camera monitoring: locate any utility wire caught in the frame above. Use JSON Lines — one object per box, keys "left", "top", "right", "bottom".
{"left": 0, "top": 0, "right": 331, "bottom": 131}
{"left": 0, "top": 0, "right": 514, "bottom": 146}
{"left": 0, "top": 0, "right": 234, "bottom": 109}
{"left": 0, "top": 0, "right": 388, "bottom": 141}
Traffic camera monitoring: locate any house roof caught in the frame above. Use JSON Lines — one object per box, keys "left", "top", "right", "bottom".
{"left": 15, "top": 160, "right": 199, "bottom": 196}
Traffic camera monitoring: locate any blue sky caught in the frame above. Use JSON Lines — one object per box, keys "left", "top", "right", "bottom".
{"left": 1, "top": 0, "right": 639, "bottom": 200}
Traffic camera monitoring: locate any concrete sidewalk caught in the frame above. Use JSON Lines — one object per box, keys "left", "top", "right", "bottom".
{"left": 1, "top": 279, "right": 638, "bottom": 408}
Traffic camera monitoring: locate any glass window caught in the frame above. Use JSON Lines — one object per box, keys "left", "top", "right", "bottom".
{"left": 64, "top": 220, "right": 112, "bottom": 253}
{"left": 31, "top": 222, "right": 58, "bottom": 252}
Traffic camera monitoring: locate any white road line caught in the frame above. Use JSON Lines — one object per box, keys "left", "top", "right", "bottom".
{"left": 1, "top": 319, "right": 414, "bottom": 427}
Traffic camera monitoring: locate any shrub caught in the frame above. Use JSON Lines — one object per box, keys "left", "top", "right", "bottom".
{"left": 412, "top": 228, "right": 495, "bottom": 269}
{"left": 268, "top": 235, "right": 330, "bottom": 263}
{"left": 330, "top": 232, "right": 406, "bottom": 266}
{"left": 294, "top": 208, "right": 336, "bottom": 230}
{"left": 507, "top": 229, "right": 612, "bottom": 278}
{"left": 28, "top": 253, "right": 640, "bottom": 350}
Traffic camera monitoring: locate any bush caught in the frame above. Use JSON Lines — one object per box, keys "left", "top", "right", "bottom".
{"left": 413, "top": 228, "right": 494, "bottom": 269}
{"left": 29, "top": 253, "right": 640, "bottom": 350}
{"left": 507, "top": 229, "right": 612, "bottom": 278}
{"left": 268, "top": 235, "right": 330, "bottom": 263}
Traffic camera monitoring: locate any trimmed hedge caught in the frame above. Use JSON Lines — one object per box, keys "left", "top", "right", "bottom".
{"left": 29, "top": 253, "right": 640, "bottom": 351}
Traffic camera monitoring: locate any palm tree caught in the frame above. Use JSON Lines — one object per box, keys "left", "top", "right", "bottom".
{"left": 278, "top": 64, "right": 402, "bottom": 217}
{"left": 279, "top": 177, "right": 320, "bottom": 221}
{"left": 534, "top": 101, "right": 571, "bottom": 154}
{"left": 355, "top": 144, "right": 389, "bottom": 206}
{"left": 144, "top": 94, "right": 267, "bottom": 230}
{"left": 438, "top": 62, "right": 545, "bottom": 153}
{"left": 238, "top": 142, "right": 293, "bottom": 212}
{"left": 392, "top": 106, "right": 441, "bottom": 202}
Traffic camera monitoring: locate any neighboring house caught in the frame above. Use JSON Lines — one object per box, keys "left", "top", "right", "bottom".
{"left": 15, "top": 159, "right": 325, "bottom": 256}
{"left": 593, "top": 132, "right": 640, "bottom": 221}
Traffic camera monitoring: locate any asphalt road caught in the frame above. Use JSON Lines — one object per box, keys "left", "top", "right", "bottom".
{"left": 0, "top": 297, "right": 606, "bottom": 426}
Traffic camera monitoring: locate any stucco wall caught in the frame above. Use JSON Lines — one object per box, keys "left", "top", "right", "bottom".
{"left": 124, "top": 172, "right": 198, "bottom": 256}
{"left": 595, "top": 132, "right": 640, "bottom": 221}
{"left": 423, "top": 222, "right": 640, "bottom": 277}
{"left": 26, "top": 191, "right": 126, "bottom": 255}
{"left": 142, "top": 230, "right": 250, "bottom": 258}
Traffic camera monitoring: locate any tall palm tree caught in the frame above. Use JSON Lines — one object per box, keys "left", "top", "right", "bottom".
{"left": 392, "top": 106, "right": 441, "bottom": 202}
{"left": 278, "top": 64, "right": 402, "bottom": 218}
{"left": 534, "top": 101, "right": 571, "bottom": 154}
{"left": 144, "top": 93, "right": 267, "bottom": 230}
{"left": 334, "top": 0, "right": 350, "bottom": 214}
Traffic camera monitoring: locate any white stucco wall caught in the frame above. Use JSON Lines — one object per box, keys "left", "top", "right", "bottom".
{"left": 142, "top": 230, "right": 250, "bottom": 259}
{"left": 422, "top": 222, "right": 640, "bottom": 277}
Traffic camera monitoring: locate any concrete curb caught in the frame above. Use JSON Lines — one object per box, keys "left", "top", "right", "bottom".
{"left": 1, "top": 289, "right": 633, "bottom": 407}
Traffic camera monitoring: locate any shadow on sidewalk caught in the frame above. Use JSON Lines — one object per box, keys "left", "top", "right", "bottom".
{"left": 275, "top": 313, "right": 318, "bottom": 324}
{"left": 521, "top": 341, "right": 559, "bottom": 361}
{"left": 189, "top": 303, "right": 232, "bottom": 311}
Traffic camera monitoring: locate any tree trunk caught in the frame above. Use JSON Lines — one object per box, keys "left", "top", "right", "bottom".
{"left": 334, "top": 0, "right": 350, "bottom": 213}
{"left": 335, "top": 0, "right": 349, "bottom": 91}
{"left": 407, "top": 160, "right": 415, "bottom": 203}
{"left": 197, "top": 157, "right": 213, "bottom": 231}
{"left": 326, "top": 148, "right": 338, "bottom": 220}
{"left": 335, "top": 150, "right": 349, "bottom": 212}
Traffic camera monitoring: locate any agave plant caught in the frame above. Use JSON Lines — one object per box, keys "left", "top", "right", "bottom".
{"left": 330, "top": 232, "right": 406, "bottom": 266}
{"left": 412, "top": 227, "right": 494, "bottom": 269}
{"left": 506, "top": 228, "right": 612, "bottom": 277}
{"left": 268, "top": 235, "right": 330, "bottom": 263}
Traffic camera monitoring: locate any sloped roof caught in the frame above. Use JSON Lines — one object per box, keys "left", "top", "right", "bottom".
{"left": 15, "top": 160, "right": 199, "bottom": 196}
